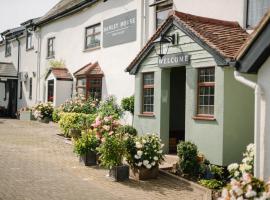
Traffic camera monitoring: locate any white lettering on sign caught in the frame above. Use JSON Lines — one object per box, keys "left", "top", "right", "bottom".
{"left": 158, "top": 53, "right": 190, "bottom": 68}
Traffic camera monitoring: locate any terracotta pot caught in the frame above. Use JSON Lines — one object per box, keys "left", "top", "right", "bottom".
{"left": 130, "top": 165, "right": 159, "bottom": 181}
{"left": 79, "top": 151, "right": 97, "bottom": 166}
{"left": 109, "top": 165, "right": 129, "bottom": 182}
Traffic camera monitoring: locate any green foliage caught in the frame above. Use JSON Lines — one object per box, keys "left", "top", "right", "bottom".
{"left": 199, "top": 179, "right": 224, "bottom": 190}
{"left": 74, "top": 131, "right": 100, "bottom": 156}
{"left": 32, "top": 102, "right": 54, "bottom": 120}
{"left": 117, "top": 125, "right": 137, "bottom": 136}
{"left": 97, "top": 96, "right": 123, "bottom": 119}
{"left": 49, "top": 59, "right": 65, "bottom": 68}
{"left": 210, "top": 165, "right": 224, "bottom": 180}
{"left": 97, "top": 134, "right": 126, "bottom": 168}
{"left": 177, "top": 141, "right": 200, "bottom": 176}
{"left": 121, "top": 95, "right": 134, "bottom": 115}
{"left": 52, "top": 109, "right": 61, "bottom": 122}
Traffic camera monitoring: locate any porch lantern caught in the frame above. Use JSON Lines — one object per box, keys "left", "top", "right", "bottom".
{"left": 153, "top": 33, "right": 177, "bottom": 58}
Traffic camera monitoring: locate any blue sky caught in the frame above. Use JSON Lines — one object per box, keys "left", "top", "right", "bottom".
{"left": 0, "top": 0, "right": 60, "bottom": 32}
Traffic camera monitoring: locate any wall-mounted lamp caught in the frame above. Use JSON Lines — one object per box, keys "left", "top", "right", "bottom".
{"left": 153, "top": 33, "right": 178, "bottom": 58}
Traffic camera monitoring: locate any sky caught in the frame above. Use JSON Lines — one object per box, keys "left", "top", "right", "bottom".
{"left": 0, "top": 0, "right": 60, "bottom": 33}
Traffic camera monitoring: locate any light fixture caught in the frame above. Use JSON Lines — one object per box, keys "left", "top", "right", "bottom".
{"left": 153, "top": 33, "right": 177, "bottom": 58}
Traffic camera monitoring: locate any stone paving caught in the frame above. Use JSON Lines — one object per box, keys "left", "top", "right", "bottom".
{"left": 0, "top": 119, "right": 207, "bottom": 200}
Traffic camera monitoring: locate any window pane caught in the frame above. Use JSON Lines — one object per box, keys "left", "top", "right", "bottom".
{"left": 77, "top": 79, "right": 86, "bottom": 87}
{"left": 85, "top": 24, "right": 101, "bottom": 49}
{"left": 156, "top": 8, "right": 172, "bottom": 28}
{"left": 247, "top": 0, "right": 270, "bottom": 27}
{"left": 143, "top": 73, "right": 154, "bottom": 85}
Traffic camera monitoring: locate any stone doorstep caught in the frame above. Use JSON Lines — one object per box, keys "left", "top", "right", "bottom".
{"left": 159, "top": 169, "right": 213, "bottom": 200}
{"left": 160, "top": 154, "right": 179, "bottom": 170}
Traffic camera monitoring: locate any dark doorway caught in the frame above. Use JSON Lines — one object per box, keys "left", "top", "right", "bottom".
{"left": 169, "top": 67, "right": 186, "bottom": 153}
{"left": 47, "top": 80, "right": 54, "bottom": 102}
{"left": 0, "top": 79, "right": 18, "bottom": 118}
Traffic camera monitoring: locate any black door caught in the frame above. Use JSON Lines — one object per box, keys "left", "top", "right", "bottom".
{"left": 47, "top": 80, "right": 54, "bottom": 102}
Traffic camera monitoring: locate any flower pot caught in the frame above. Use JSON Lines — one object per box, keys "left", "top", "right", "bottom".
{"left": 79, "top": 151, "right": 97, "bottom": 166}
{"left": 20, "top": 111, "right": 33, "bottom": 121}
{"left": 130, "top": 165, "right": 159, "bottom": 181}
{"left": 109, "top": 165, "right": 129, "bottom": 182}
{"left": 69, "top": 129, "right": 81, "bottom": 140}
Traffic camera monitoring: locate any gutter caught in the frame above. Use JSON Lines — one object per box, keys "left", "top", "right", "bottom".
{"left": 233, "top": 70, "right": 265, "bottom": 179}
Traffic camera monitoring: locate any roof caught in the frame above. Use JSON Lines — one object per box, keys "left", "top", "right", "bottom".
{"left": 234, "top": 10, "right": 270, "bottom": 73}
{"left": 21, "top": 17, "right": 41, "bottom": 28}
{"left": 46, "top": 67, "right": 73, "bottom": 81}
{"left": 36, "top": 0, "right": 99, "bottom": 26}
{"left": 126, "top": 11, "right": 248, "bottom": 73}
{"left": 74, "top": 62, "right": 104, "bottom": 77}
{"left": 1, "top": 26, "right": 25, "bottom": 40}
{"left": 0, "top": 62, "right": 17, "bottom": 78}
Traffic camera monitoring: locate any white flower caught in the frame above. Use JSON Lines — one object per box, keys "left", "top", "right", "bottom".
{"left": 247, "top": 143, "right": 255, "bottom": 152}
{"left": 146, "top": 164, "right": 152, "bottom": 169}
{"left": 151, "top": 161, "right": 156, "bottom": 166}
{"left": 143, "top": 160, "right": 149, "bottom": 166}
{"left": 142, "top": 139, "right": 146, "bottom": 144}
{"left": 158, "top": 150, "right": 163, "bottom": 154}
{"left": 234, "top": 171, "right": 240, "bottom": 177}
{"left": 161, "top": 144, "right": 164, "bottom": 148}
{"left": 228, "top": 163, "right": 239, "bottom": 172}
{"left": 154, "top": 156, "right": 158, "bottom": 161}
{"left": 246, "top": 190, "right": 257, "bottom": 198}
{"left": 135, "top": 142, "right": 143, "bottom": 149}
{"left": 134, "top": 155, "right": 140, "bottom": 159}
{"left": 137, "top": 162, "right": 142, "bottom": 167}
{"left": 137, "top": 150, "right": 143, "bottom": 157}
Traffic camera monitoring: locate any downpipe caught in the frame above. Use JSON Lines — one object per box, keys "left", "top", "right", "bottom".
{"left": 234, "top": 70, "right": 264, "bottom": 179}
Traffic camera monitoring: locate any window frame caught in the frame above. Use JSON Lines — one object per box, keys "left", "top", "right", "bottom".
{"left": 155, "top": 1, "right": 173, "bottom": 29}
{"left": 142, "top": 72, "right": 155, "bottom": 115}
{"left": 84, "top": 23, "right": 101, "bottom": 50}
{"left": 196, "top": 67, "right": 215, "bottom": 119}
{"left": 26, "top": 31, "right": 34, "bottom": 51}
{"left": 47, "top": 37, "right": 55, "bottom": 58}
{"left": 5, "top": 40, "right": 11, "bottom": 57}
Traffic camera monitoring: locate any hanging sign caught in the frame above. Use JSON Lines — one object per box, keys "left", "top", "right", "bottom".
{"left": 158, "top": 53, "right": 190, "bottom": 68}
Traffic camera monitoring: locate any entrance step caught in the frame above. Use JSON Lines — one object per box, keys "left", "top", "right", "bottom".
{"left": 160, "top": 154, "right": 179, "bottom": 170}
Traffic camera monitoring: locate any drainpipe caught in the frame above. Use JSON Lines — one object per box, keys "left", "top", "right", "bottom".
{"left": 16, "top": 37, "right": 21, "bottom": 76}
{"left": 36, "top": 28, "right": 41, "bottom": 104}
{"left": 233, "top": 70, "right": 264, "bottom": 179}
{"left": 140, "top": 0, "right": 146, "bottom": 48}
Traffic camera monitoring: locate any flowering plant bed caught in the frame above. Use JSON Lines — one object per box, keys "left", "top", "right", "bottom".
{"left": 32, "top": 102, "right": 54, "bottom": 121}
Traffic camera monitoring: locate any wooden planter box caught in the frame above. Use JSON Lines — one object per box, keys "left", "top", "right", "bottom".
{"left": 130, "top": 165, "right": 159, "bottom": 181}
{"left": 109, "top": 165, "right": 129, "bottom": 182}
{"left": 79, "top": 151, "right": 97, "bottom": 166}
{"left": 20, "top": 111, "right": 33, "bottom": 121}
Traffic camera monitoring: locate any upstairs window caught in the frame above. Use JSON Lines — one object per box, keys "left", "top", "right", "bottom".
{"left": 197, "top": 67, "right": 215, "bottom": 117}
{"left": 247, "top": 0, "right": 270, "bottom": 28}
{"left": 142, "top": 73, "right": 154, "bottom": 114}
{"left": 156, "top": 0, "right": 173, "bottom": 29}
{"left": 5, "top": 40, "right": 11, "bottom": 57}
{"left": 85, "top": 23, "right": 101, "bottom": 50}
{"left": 47, "top": 37, "right": 55, "bottom": 58}
{"left": 26, "top": 31, "right": 34, "bottom": 50}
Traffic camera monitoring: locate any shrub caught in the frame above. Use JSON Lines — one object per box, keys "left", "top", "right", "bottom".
{"left": 121, "top": 95, "right": 134, "bottom": 115}
{"left": 32, "top": 102, "right": 54, "bottom": 120}
{"left": 74, "top": 131, "right": 100, "bottom": 156}
{"left": 97, "top": 96, "right": 123, "bottom": 119}
{"left": 199, "top": 179, "right": 224, "bottom": 190}
{"left": 125, "top": 134, "right": 164, "bottom": 169}
{"left": 210, "top": 165, "right": 225, "bottom": 181}
{"left": 97, "top": 134, "right": 126, "bottom": 168}
{"left": 177, "top": 141, "right": 200, "bottom": 176}
{"left": 52, "top": 109, "right": 61, "bottom": 122}
{"left": 117, "top": 125, "right": 137, "bottom": 136}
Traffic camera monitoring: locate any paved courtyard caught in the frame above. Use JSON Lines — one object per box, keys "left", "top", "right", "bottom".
{"left": 0, "top": 119, "right": 208, "bottom": 200}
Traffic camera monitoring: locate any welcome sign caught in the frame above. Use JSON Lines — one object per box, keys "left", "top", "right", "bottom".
{"left": 158, "top": 53, "right": 191, "bottom": 68}
{"left": 103, "top": 10, "right": 137, "bottom": 48}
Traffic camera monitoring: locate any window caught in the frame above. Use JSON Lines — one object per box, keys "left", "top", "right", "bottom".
{"left": 5, "top": 40, "right": 11, "bottom": 57}
{"left": 247, "top": 0, "right": 270, "bottom": 28}
{"left": 47, "top": 80, "right": 54, "bottom": 102}
{"left": 47, "top": 37, "right": 55, "bottom": 58}
{"left": 142, "top": 73, "right": 154, "bottom": 114}
{"left": 19, "top": 81, "right": 23, "bottom": 99}
{"left": 29, "top": 78, "right": 32, "bottom": 100}
{"left": 156, "top": 0, "right": 173, "bottom": 29}
{"left": 76, "top": 77, "right": 102, "bottom": 100}
{"left": 76, "top": 78, "right": 87, "bottom": 97}
{"left": 197, "top": 67, "right": 215, "bottom": 117}
{"left": 26, "top": 31, "right": 33, "bottom": 50}
{"left": 85, "top": 24, "right": 101, "bottom": 50}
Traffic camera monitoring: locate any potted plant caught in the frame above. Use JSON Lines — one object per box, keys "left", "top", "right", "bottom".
{"left": 97, "top": 134, "right": 129, "bottom": 182}
{"left": 32, "top": 102, "right": 54, "bottom": 123}
{"left": 125, "top": 134, "right": 164, "bottom": 180}
{"left": 19, "top": 107, "right": 33, "bottom": 121}
{"left": 74, "top": 131, "right": 100, "bottom": 166}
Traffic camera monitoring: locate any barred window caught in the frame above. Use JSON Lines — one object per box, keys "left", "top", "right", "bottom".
{"left": 197, "top": 68, "right": 215, "bottom": 117}
{"left": 142, "top": 73, "right": 154, "bottom": 114}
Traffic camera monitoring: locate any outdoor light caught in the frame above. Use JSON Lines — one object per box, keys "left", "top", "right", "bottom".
{"left": 153, "top": 33, "right": 177, "bottom": 58}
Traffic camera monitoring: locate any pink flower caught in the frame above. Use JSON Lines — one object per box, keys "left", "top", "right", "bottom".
{"left": 109, "top": 131, "right": 114, "bottom": 136}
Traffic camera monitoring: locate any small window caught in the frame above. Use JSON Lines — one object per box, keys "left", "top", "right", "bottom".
{"left": 88, "top": 78, "right": 102, "bottom": 100}
{"left": 76, "top": 78, "right": 87, "bottom": 97}
{"left": 247, "top": 0, "right": 270, "bottom": 28}
{"left": 5, "top": 40, "right": 11, "bottom": 57}
{"left": 29, "top": 78, "right": 32, "bottom": 100}
{"left": 19, "top": 81, "right": 23, "bottom": 99}
{"left": 47, "top": 37, "right": 55, "bottom": 58}
{"left": 142, "top": 73, "right": 154, "bottom": 114}
{"left": 197, "top": 68, "right": 215, "bottom": 117}
{"left": 85, "top": 23, "right": 101, "bottom": 50}
{"left": 156, "top": 1, "right": 173, "bottom": 29}
{"left": 26, "top": 31, "right": 33, "bottom": 50}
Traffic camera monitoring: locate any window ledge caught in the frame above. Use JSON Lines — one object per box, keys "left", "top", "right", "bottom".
{"left": 192, "top": 116, "right": 216, "bottom": 121}
{"left": 138, "top": 113, "right": 155, "bottom": 118}
{"left": 46, "top": 55, "right": 55, "bottom": 60}
{"left": 5, "top": 54, "right": 11, "bottom": 57}
{"left": 26, "top": 47, "right": 34, "bottom": 51}
{"left": 83, "top": 46, "right": 101, "bottom": 52}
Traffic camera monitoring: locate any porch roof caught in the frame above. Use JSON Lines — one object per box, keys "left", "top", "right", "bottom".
{"left": 126, "top": 11, "right": 248, "bottom": 74}
{"left": 0, "top": 62, "right": 17, "bottom": 78}
{"left": 74, "top": 62, "right": 104, "bottom": 77}
{"left": 45, "top": 67, "right": 73, "bottom": 81}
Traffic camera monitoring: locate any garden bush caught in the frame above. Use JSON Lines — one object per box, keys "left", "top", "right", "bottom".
{"left": 199, "top": 179, "right": 224, "bottom": 190}
{"left": 32, "top": 102, "right": 54, "bottom": 120}
{"left": 52, "top": 108, "right": 61, "bottom": 122}
{"left": 121, "top": 95, "right": 134, "bottom": 115}
{"left": 117, "top": 125, "right": 137, "bottom": 136}
{"left": 74, "top": 131, "right": 100, "bottom": 156}
{"left": 97, "top": 96, "right": 123, "bottom": 119}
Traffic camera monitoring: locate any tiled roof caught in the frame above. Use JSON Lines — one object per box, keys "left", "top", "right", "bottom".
{"left": 74, "top": 62, "right": 104, "bottom": 77}
{"left": 36, "top": 0, "right": 98, "bottom": 25}
{"left": 0, "top": 62, "right": 17, "bottom": 77}
{"left": 50, "top": 67, "right": 73, "bottom": 80}
{"left": 126, "top": 11, "right": 248, "bottom": 72}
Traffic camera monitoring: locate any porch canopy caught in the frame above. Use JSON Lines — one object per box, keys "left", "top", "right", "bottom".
{"left": 0, "top": 62, "right": 17, "bottom": 79}
{"left": 45, "top": 67, "right": 73, "bottom": 81}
